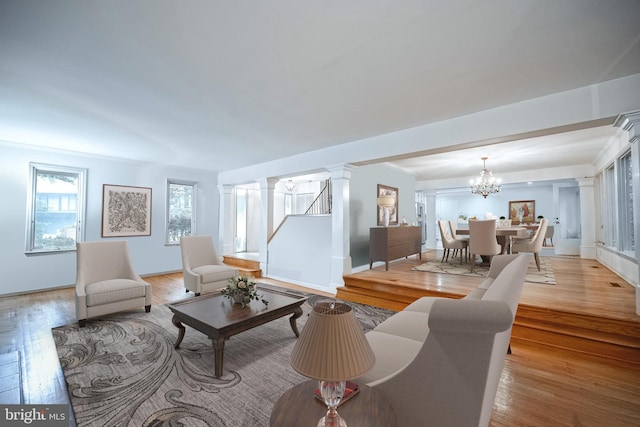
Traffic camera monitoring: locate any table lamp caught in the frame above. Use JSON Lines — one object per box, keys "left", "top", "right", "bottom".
{"left": 377, "top": 195, "right": 395, "bottom": 227}
{"left": 290, "top": 301, "right": 375, "bottom": 427}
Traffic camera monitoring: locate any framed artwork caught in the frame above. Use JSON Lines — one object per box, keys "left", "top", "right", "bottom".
{"left": 377, "top": 184, "right": 398, "bottom": 226}
{"left": 509, "top": 200, "right": 535, "bottom": 224}
{"left": 102, "top": 184, "right": 152, "bottom": 237}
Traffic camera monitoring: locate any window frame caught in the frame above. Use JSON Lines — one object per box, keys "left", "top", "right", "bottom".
{"left": 25, "top": 163, "right": 87, "bottom": 254}
{"left": 617, "top": 149, "right": 634, "bottom": 253}
{"left": 165, "top": 179, "right": 197, "bottom": 245}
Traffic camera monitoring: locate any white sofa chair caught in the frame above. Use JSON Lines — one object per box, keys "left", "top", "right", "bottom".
{"left": 356, "top": 253, "right": 531, "bottom": 427}
{"left": 75, "top": 240, "right": 152, "bottom": 327}
{"left": 180, "top": 235, "right": 239, "bottom": 296}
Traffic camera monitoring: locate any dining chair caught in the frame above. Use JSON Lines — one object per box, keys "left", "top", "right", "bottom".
{"left": 511, "top": 219, "right": 549, "bottom": 271}
{"left": 543, "top": 225, "right": 554, "bottom": 247}
{"left": 438, "top": 220, "right": 468, "bottom": 264}
{"left": 468, "top": 219, "right": 502, "bottom": 273}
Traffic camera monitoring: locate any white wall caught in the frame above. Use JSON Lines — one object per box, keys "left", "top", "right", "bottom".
{"left": 349, "top": 163, "right": 417, "bottom": 269}
{"left": 436, "top": 183, "right": 557, "bottom": 225}
{"left": 267, "top": 215, "right": 332, "bottom": 291}
{"left": 0, "top": 142, "right": 218, "bottom": 296}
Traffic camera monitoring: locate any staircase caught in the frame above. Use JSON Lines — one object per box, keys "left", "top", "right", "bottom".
{"left": 223, "top": 253, "right": 262, "bottom": 278}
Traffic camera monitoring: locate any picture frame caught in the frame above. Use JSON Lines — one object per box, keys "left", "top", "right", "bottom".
{"left": 102, "top": 184, "right": 152, "bottom": 237}
{"left": 508, "top": 200, "right": 535, "bottom": 224}
{"left": 377, "top": 184, "right": 398, "bottom": 226}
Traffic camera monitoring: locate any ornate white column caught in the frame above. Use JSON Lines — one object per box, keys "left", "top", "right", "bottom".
{"left": 576, "top": 177, "right": 596, "bottom": 259}
{"left": 217, "top": 184, "right": 235, "bottom": 255}
{"left": 327, "top": 164, "right": 357, "bottom": 289}
{"left": 258, "top": 178, "right": 278, "bottom": 274}
{"left": 614, "top": 110, "right": 640, "bottom": 315}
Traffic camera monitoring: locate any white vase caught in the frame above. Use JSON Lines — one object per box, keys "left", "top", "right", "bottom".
{"left": 232, "top": 292, "right": 245, "bottom": 304}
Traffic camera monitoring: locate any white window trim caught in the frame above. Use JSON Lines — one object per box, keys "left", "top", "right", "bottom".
{"left": 25, "top": 163, "right": 87, "bottom": 254}
{"left": 165, "top": 179, "right": 197, "bottom": 245}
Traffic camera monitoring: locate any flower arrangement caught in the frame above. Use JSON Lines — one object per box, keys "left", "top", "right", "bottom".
{"left": 220, "top": 276, "right": 268, "bottom": 309}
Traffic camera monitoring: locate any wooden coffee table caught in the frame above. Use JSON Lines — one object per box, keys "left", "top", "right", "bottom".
{"left": 270, "top": 380, "right": 397, "bottom": 426}
{"left": 168, "top": 287, "right": 307, "bottom": 378}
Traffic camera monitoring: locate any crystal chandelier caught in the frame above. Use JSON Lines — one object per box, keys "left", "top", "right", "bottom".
{"left": 469, "top": 157, "right": 501, "bottom": 198}
{"left": 285, "top": 178, "right": 296, "bottom": 192}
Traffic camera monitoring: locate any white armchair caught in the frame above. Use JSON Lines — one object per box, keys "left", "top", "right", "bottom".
{"left": 180, "top": 235, "right": 239, "bottom": 296}
{"left": 75, "top": 241, "right": 152, "bottom": 327}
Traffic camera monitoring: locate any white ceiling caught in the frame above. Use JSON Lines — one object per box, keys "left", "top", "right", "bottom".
{"left": 1, "top": 1, "right": 639, "bottom": 183}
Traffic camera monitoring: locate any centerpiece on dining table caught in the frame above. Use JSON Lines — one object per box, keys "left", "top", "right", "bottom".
{"left": 220, "top": 276, "right": 269, "bottom": 309}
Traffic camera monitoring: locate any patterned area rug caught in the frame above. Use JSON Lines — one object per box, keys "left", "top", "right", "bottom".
{"left": 51, "top": 287, "right": 394, "bottom": 427}
{"left": 412, "top": 255, "right": 556, "bottom": 285}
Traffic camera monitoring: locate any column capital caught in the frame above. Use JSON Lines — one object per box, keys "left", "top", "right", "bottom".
{"left": 576, "top": 177, "right": 595, "bottom": 187}
{"left": 614, "top": 110, "right": 640, "bottom": 130}
{"left": 614, "top": 110, "right": 640, "bottom": 144}
{"left": 326, "top": 163, "right": 357, "bottom": 180}
{"left": 217, "top": 183, "right": 235, "bottom": 194}
{"left": 257, "top": 177, "right": 278, "bottom": 189}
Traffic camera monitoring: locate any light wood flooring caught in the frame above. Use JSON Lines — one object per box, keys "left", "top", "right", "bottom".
{"left": 0, "top": 255, "right": 638, "bottom": 426}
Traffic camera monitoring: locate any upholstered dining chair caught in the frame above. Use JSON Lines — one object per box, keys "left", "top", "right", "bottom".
{"left": 511, "top": 218, "right": 549, "bottom": 271}
{"left": 180, "top": 235, "right": 239, "bottom": 296}
{"left": 468, "top": 219, "right": 502, "bottom": 273}
{"left": 543, "top": 225, "right": 554, "bottom": 247}
{"left": 438, "top": 220, "right": 468, "bottom": 264}
{"left": 448, "top": 220, "right": 470, "bottom": 245}
{"left": 75, "top": 240, "right": 152, "bottom": 327}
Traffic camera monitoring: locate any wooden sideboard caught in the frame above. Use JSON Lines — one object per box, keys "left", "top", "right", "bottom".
{"left": 369, "top": 226, "right": 422, "bottom": 271}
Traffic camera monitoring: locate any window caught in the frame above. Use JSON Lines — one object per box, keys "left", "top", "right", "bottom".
{"left": 618, "top": 150, "right": 634, "bottom": 253}
{"left": 166, "top": 180, "right": 196, "bottom": 244}
{"left": 26, "top": 163, "right": 87, "bottom": 253}
{"left": 601, "top": 164, "right": 616, "bottom": 247}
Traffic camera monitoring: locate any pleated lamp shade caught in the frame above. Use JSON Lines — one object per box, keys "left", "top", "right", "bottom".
{"left": 290, "top": 301, "right": 375, "bottom": 381}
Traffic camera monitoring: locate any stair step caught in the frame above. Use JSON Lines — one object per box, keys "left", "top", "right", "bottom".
{"left": 337, "top": 274, "right": 640, "bottom": 365}
{"left": 223, "top": 255, "right": 262, "bottom": 278}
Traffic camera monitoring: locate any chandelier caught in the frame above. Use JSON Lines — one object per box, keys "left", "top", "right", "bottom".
{"left": 285, "top": 179, "right": 296, "bottom": 192}
{"left": 469, "top": 157, "right": 501, "bottom": 198}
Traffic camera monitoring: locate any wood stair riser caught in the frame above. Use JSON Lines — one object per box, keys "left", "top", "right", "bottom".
{"left": 222, "top": 256, "right": 262, "bottom": 278}
{"left": 337, "top": 276, "right": 640, "bottom": 365}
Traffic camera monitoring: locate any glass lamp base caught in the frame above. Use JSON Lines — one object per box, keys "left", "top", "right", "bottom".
{"left": 317, "top": 414, "right": 347, "bottom": 427}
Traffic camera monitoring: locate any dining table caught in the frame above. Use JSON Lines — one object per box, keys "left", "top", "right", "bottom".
{"left": 456, "top": 226, "right": 529, "bottom": 255}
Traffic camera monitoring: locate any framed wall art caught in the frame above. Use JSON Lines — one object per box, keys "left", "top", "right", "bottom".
{"left": 377, "top": 184, "right": 398, "bottom": 226}
{"left": 102, "top": 184, "right": 152, "bottom": 237}
{"left": 508, "top": 200, "right": 535, "bottom": 224}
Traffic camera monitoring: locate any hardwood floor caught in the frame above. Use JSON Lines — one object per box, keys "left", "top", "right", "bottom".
{"left": 0, "top": 255, "right": 639, "bottom": 426}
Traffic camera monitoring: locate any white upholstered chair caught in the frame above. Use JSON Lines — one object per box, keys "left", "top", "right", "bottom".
{"left": 448, "top": 220, "right": 470, "bottom": 246}
{"left": 468, "top": 219, "right": 502, "bottom": 272}
{"left": 543, "top": 224, "right": 554, "bottom": 247}
{"left": 75, "top": 240, "right": 152, "bottom": 327}
{"left": 180, "top": 235, "right": 239, "bottom": 296}
{"left": 438, "top": 220, "right": 468, "bottom": 264}
{"left": 511, "top": 218, "right": 549, "bottom": 271}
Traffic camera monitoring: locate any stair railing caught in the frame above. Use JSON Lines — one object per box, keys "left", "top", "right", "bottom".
{"left": 305, "top": 179, "right": 332, "bottom": 215}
